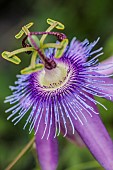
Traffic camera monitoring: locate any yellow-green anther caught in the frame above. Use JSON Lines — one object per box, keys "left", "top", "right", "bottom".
{"left": 15, "top": 22, "right": 34, "bottom": 39}
{"left": 21, "top": 64, "right": 44, "bottom": 74}
{"left": 1, "top": 47, "right": 34, "bottom": 65}
{"left": 2, "top": 51, "right": 21, "bottom": 64}
{"left": 47, "top": 18, "right": 65, "bottom": 30}
{"left": 15, "top": 30, "right": 24, "bottom": 39}
{"left": 54, "top": 39, "right": 68, "bottom": 59}
{"left": 22, "top": 26, "right": 30, "bottom": 35}
{"left": 26, "top": 22, "right": 34, "bottom": 29}
{"left": 27, "top": 35, "right": 40, "bottom": 48}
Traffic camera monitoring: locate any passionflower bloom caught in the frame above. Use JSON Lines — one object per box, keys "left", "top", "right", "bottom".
{"left": 2, "top": 19, "right": 113, "bottom": 170}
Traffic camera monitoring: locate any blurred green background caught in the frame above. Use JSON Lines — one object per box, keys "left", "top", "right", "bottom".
{"left": 0, "top": 0, "right": 113, "bottom": 169}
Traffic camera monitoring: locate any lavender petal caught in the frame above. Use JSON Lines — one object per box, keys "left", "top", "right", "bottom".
{"left": 97, "top": 56, "right": 113, "bottom": 75}
{"left": 71, "top": 94, "right": 113, "bottom": 170}
{"left": 35, "top": 108, "right": 58, "bottom": 170}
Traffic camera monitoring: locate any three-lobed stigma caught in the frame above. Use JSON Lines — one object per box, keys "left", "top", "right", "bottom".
{"left": 1, "top": 18, "right": 69, "bottom": 74}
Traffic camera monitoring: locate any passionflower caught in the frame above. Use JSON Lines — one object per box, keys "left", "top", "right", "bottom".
{"left": 2, "top": 19, "right": 113, "bottom": 170}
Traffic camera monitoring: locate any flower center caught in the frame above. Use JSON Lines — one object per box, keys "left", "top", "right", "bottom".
{"left": 38, "top": 62, "right": 70, "bottom": 90}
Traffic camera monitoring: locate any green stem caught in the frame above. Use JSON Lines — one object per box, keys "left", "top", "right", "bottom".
{"left": 5, "top": 137, "right": 35, "bottom": 170}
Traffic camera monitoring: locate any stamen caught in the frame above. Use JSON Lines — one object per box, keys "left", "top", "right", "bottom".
{"left": 2, "top": 51, "right": 21, "bottom": 64}
{"left": 30, "top": 51, "right": 38, "bottom": 69}
{"left": 20, "top": 64, "right": 44, "bottom": 74}
{"left": 47, "top": 18, "right": 65, "bottom": 30}
{"left": 40, "top": 18, "right": 65, "bottom": 46}
{"left": 29, "top": 31, "right": 68, "bottom": 59}
{"left": 1, "top": 47, "right": 34, "bottom": 64}
{"left": 42, "top": 43, "right": 62, "bottom": 49}
{"left": 54, "top": 39, "right": 68, "bottom": 58}
{"left": 15, "top": 22, "right": 34, "bottom": 39}
{"left": 5, "top": 47, "right": 34, "bottom": 57}
{"left": 2, "top": 19, "right": 69, "bottom": 73}
{"left": 28, "top": 34, "right": 57, "bottom": 70}
{"left": 22, "top": 26, "right": 30, "bottom": 35}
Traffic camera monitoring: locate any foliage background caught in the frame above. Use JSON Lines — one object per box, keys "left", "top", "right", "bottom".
{"left": 0, "top": 0, "right": 113, "bottom": 169}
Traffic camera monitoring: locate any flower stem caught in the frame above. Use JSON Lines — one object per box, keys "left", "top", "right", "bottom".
{"left": 5, "top": 137, "right": 35, "bottom": 170}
